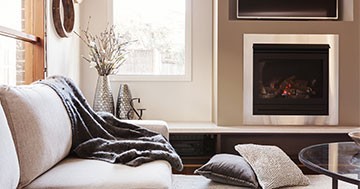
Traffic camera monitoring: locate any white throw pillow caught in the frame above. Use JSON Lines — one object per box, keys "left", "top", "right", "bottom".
{"left": 235, "top": 144, "right": 310, "bottom": 189}
{"left": 0, "top": 103, "right": 20, "bottom": 188}
{"left": 0, "top": 84, "right": 72, "bottom": 188}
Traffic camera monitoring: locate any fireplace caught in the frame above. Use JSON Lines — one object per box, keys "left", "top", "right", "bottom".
{"left": 253, "top": 44, "right": 329, "bottom": 115}
{"left": 243, "top": 34, "right": 339, "bottom": 125}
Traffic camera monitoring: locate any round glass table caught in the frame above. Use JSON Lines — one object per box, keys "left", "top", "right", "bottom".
{"left": 299, "top": 142, "right": 360, "bottom": 189}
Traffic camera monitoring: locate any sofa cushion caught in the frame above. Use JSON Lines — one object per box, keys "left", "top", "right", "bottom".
{"left": 25, "top": 157, "right": 172, "bottom": 189}
{"left": 0, "top": 103, "right": 20, "bottom": 189}
{"left": 0, "top": 84, "right": 72, "bottom": 188}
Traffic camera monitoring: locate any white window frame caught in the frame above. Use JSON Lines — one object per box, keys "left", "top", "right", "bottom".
{"left": 108, "top": 0, "right": 192, "bottom": 82}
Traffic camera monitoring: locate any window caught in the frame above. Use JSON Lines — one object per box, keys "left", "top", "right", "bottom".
{"left": 0, "top": 0, "right": 44, "bottom": 85}
{"left": 111, "top": 0, "right": 191, "bottom": 81}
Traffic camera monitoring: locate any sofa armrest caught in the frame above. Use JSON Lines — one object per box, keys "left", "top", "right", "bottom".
{"left": 122, "top": 120, "right": 169, "bottom": 140}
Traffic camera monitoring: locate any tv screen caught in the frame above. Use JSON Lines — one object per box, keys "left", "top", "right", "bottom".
{"left": 237, "top": 0, "right": 338, "bottom": 19}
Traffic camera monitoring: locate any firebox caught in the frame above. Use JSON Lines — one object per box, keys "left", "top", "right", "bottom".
{"left": 253, "top": 44, "right": 329, "bottom": 115}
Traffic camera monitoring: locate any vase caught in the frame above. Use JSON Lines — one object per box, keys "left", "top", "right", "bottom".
{"left": 116, "top": 84, "right": 134, "bottom": 119}
{"left": 93, "top": 75, "right": 114, "bottom": 114}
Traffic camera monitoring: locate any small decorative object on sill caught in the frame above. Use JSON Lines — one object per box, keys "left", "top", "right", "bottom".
{"left": 93, "top": 75, "right": 114, "bottom": 114}
{"left": 128, "top": 98, "right": 146, "bottom": 120}
{"left": 116, "top": 84, "right": 134, "bottom": 119}
{"left": 75, "top": 19, "right": 134, "bottom": 115}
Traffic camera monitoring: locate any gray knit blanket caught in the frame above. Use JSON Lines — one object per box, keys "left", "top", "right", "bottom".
{"left": 38, "top": 76, "right": 183, "bottom": 171}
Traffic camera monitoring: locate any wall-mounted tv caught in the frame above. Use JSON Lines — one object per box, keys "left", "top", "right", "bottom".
{"left": 237, "top": 0, "right": 338, "bottom": 20}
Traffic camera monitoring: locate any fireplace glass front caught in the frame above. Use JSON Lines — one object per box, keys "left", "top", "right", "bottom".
{"left": 253, "top": 44, "right": 329, "bottom": 115}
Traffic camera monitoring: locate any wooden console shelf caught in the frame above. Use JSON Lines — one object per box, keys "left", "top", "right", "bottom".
{"left": 168, "top": 122, "right": 360, "bottom": 174}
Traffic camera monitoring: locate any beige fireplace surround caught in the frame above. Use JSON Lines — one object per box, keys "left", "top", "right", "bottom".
{"left": 243, "top": 34, "right": 339, "bottom": 125}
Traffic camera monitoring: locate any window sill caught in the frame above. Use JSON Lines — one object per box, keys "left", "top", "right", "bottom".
{"left": 109, "top": 74, "right": 192, "bottom": 82}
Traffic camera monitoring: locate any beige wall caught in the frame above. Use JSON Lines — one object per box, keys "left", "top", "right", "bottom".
{"left": 46, "top": 0, "right": 81, "bottom": 84}
{"left": 215, "top": 0, "right": 360, "bottom": 126}
{"left": 79, "top": 0, "right": 213, "bottom": 122}
{"left": 46, "top": 0, "right": 359, "bottom": 125}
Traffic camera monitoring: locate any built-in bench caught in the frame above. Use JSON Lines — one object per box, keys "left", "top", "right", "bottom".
{"left": 168, "top": 122, "right": 359, "bottom": 174}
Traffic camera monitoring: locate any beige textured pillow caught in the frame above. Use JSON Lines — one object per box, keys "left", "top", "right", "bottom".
{"left": 235, "top": 144, "right": 310, "bottom": 189}
{"left": 0, "top": 84, "right": 72, "bottom": 188}
{"left": 0, "top": 103, "right": 20, "bottom": 188}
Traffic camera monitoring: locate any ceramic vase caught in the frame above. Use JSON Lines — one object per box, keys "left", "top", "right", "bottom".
{"left": 93, "top": 75, "right": 114, "bottom": 114}
{"left": 116, "top": 84, "right": 134, "bottom": 119}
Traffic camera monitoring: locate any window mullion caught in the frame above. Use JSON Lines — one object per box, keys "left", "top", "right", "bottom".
{"left": 24, "top": 0, "right": 45, "bottom": 84}
{"left": 0, "top": 26, "right": 38, "bottom": 43}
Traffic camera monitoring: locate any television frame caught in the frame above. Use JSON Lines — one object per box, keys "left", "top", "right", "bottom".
{"left": 237, "top": 0, "right": 338, "bottom": 20}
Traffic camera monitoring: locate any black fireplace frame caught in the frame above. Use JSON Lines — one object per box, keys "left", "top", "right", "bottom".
{"left": 253, "top": 44, "right": 329, "bottom": 115}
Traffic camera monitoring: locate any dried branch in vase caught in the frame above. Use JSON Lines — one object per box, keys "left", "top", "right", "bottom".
{"left": 75, "top": 20, "right": 134, "bottom": 76}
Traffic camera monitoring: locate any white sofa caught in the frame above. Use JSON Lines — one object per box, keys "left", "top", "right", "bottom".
{"left": 0, "top": 83, "right": 172, "bottom": 189}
